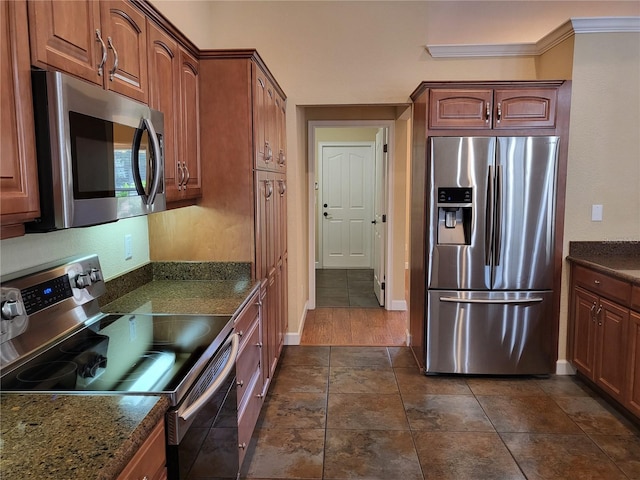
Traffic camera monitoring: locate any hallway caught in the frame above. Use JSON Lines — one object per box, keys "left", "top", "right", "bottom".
{"left": 239, "top": 346, "right": 640, "bottom": 480}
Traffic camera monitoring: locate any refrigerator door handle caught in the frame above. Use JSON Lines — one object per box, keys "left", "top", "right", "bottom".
{"left": 485, "top": 165, "right": 495, "bottom": 266}
{"left": 439, "top": 296, "right": 544, "bottom": 305}
{"left": 494, "top": 165, "right": 503, "bottom": 266}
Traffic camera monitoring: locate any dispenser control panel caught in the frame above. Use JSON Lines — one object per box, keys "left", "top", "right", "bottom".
{"left": 438, "top": 187, "right": 472, "bottom": 204}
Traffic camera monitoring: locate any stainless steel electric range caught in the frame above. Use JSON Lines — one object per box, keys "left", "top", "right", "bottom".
{"left": 0, "top": 255, "right": 245, "bottom": 480}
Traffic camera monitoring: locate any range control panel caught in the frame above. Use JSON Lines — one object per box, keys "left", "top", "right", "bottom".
{"left": 0, "top": 255, "right": 106, "bottom": 365}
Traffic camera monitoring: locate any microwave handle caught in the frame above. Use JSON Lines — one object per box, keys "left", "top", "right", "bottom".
{"left": 132, "top": 118, "right": 162, "bottom": 206}
{"left": 144, "top": 118, "right": 162, "bottom": 206}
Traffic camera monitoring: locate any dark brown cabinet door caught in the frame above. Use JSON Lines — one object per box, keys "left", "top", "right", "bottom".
{"left": 1, "top": 0, "right": 40, "bottom": 238}
{"left": 572, "top": 286, "right": 598, "bottom": 377}
{"left": 594, "top": 298, "right": 629, "bottom": 402}
{"left": 178, "top": 47, "right": 201, "bottom": 199}
{"left": 28, "top": 0, "right": 102, "bottom": 85}
{"left": 494, "top": 88, "right": 558, "bottom": 129}
{"left": 254, "top": 66, "right": 269, "bottom": 170}
{"left": 100, "top": 0, "right": 148, "bottom": 103}
{"left": 627, "top": 311, "right": 640, "bottom": 417}
{"left": 429, "top": 89, "right": 492, "bottom": 129}
{"left": 147, "top": 22, "right": 179, "bottom": 201}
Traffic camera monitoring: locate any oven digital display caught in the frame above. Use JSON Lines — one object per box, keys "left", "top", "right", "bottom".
{"left": 21, "top": 275, "right": 73, "bottom": 315}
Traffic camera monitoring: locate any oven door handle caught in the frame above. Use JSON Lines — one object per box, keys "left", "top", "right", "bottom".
{"left": 177, "top": 333, "right": 239, "bottom": 422}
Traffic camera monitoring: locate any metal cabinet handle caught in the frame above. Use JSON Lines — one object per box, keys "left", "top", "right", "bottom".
{"left": 265, "top": 142, "right": 272, "bottom": 162}
{"left": 590, "top": 302, "right": 597, "bottom": 322}
{"left": 177, "top": 162, "right": 185, "bottom": 190}
{"left": 239, "top": 442, "right": 247, "bottom": 450}
{"left": 182, "top": 161, "right": 190, "bottom": 186}
{"left": 265, "top": 180, "right": 273, "bottom": 199}
{"left": 496, "top": 102, "right": 502, "bottom": 123}
{"left": 596, "top": 305, "right": 602, "bottom": 326}
{"left": 279, "top": 149, "right": 286, "bottom": 166}
{"left": 237, "top": 379, "right": 244, "bottom": 387}
{"left": 485, "top": 102, "right": 491, "bottom": 123}
{"left": 107, "top": 37, "right": 118, "bottom": 81}
{"left": 278, "top": 179, "right": 286, "bottom": 196}
{"left": 594, "top": 280, "right": 601, "bottom": 285}
{"left": 96, "top": 29, "right": 107, "bottom": 76}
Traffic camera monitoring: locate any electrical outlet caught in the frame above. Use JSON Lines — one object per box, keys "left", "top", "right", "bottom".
{"left": 591, "top": 204, "right": 603, "bottom": 222}
{"left": 124, "top": 234, "right": 133, "bottom": 260}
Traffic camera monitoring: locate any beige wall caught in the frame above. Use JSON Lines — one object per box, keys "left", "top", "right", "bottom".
{"left": 556, "top": 31, "right": 640, "bottom": 362}
{"left": 2, "top": 1, "right": 637, "bottom": 364}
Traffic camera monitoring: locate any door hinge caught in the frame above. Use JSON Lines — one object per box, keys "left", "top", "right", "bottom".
{"left": 381, "top": 282, "right": 385, "bottom": 291}
{"left": 382, "top": 214, "right": 387, "bottom": 223}
{"left": 383, "top": 144, "right": 388, "bottom": 153}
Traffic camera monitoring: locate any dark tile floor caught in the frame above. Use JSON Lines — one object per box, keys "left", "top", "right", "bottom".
{"left": 316, "top": 269, "right": 381, "bottom": 308}
{"left": 240, "top": 346, "right": 640, "bottom": 480}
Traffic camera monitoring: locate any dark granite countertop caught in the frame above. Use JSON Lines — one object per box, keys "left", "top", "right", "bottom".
{"left": 102, "top": 278, "right": 259, "bottom": 315}
{"left": 0, "top": 394, "right": 169, "bottom": 480}
{"left": 0, "top": 262, "right": 258, "bottom": 480}
{"left": 566, "top": 241, "right": 640, "bottom": 286}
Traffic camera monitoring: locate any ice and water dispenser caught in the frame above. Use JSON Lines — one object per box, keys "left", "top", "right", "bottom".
{"left": 436, "top": 187, "right": 472, "bottom": 245}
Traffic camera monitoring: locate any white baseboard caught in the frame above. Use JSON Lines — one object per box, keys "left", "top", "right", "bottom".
{"left": 389, "top": 299, "right": 407, "bottom": 311}
{"left": 555, "top": 359, "right": 576, "bottom": 375}
{"left": 284, "top": 300, "right": 308, "bottom": 346}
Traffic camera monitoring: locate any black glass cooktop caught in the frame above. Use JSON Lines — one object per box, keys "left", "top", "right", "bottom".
{"left": 1, "top": 313, "right": 232, "bottom": 396}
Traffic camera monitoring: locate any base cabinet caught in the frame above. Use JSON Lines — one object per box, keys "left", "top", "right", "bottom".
{"left": 117, "top": 419, "right": 166, "bottom": 480}
{"left": 569, "top": 263, "right": 637, "bottom": 416}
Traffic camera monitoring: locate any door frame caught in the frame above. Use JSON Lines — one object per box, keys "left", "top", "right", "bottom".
{"left": 317, "top": 141, "right": 376, "bottom": 269}
{"left": 308, "top": 120, "right": 395, "bottom": 310}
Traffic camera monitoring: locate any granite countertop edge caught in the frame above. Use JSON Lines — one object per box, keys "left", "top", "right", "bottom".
{"left": 97, "top": 395, "right": 171, "bottom": 480}
{"left": 566, "top": 241, "right": 640, "bottom": 286}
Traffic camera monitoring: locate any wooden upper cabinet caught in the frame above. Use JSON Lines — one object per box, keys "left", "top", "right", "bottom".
{"left": 429, "top": 87, "right": 558, "bottom": 130}
{"left": 99, "top": 1, "right": 148, "bottom": 103}
{"left": 429, "top": 89, "right": 492, "bottom": 129}
{"left": 1, "top": 0, "right": 40, "bottom": 239}
{"left": 147, "top": 21, "right": 179, "bottom": 201}
{"left": 28, "top": 0, "right": 148, "bottom": 103}
{"left": 254, "top": 66, "right": 269, "bottom": 170}
{"left": 28, "top": 0, "right": 102, "bottom": 85}
{"left": 178, "top": 47, "right": 201, "bottom": 199}
{"left": 494, "top": 88, "right": 557, "bottom": 129}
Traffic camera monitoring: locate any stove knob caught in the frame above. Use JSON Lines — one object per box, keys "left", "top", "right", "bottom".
{"left": 1, "top": 300, "right": 23, "bottom": 320}
{"left": 74, "top": 273, "right": 91, "bottom": 289}
{"left": 88, "top": 268, "right": 102, "bottom": 283}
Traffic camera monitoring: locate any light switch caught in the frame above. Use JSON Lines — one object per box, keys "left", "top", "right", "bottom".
{"left": 591, "top": 204, "right": 603, "bottom": 222}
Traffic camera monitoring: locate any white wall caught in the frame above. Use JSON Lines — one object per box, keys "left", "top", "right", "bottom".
{"left": 0, "top": 216, "right": 150, "bottom": 280}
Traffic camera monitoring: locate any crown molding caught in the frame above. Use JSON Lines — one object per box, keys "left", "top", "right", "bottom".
{"left": 426, "top": 16, "right": 640, "bottom": 58}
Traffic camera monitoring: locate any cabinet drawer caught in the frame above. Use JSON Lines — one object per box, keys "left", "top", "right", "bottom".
{"left": 234, "top": 292, "right": 260, "bottom": 348}
{"left": 632, "top": 285, "right": 640, "bottom": 312}
{"left": 238, "top": 367, "right": 263, "bottom": 468}
{"left": 236, "top": 319, "right": 261, "bottom": 406}
{"left": 573, "top": 265, "right": 631, "bottom": 306}
{"left": 117, "top": 420, "right": 166, "bottom": 480}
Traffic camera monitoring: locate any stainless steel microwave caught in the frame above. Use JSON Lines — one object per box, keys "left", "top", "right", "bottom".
{"left": 26, "top": 71, "right": 165, "bottom": 232}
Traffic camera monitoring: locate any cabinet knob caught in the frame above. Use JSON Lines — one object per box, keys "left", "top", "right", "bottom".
{"left": 594, "top": 280, "right": 601, "bottom": 285}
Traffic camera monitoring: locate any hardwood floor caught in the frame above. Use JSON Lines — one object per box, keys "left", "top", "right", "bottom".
{"left": 301, "top": 307, "right": 407, "bottom": 346}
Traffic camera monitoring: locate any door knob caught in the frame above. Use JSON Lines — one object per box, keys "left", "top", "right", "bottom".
{"left": 323, "top": 212, "right": 328, "bottom": 217}
{"left": 323, "top": 203, "right": 328, "bottom": 208}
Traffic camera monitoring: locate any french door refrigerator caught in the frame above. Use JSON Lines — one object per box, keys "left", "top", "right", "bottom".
{"left": 426, "top": 136, "right": 559, "bottom": 374}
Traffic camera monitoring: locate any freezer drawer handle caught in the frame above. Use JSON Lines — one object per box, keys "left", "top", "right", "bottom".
{"left": 439, "top": 296, "right": 544, "bottom": 305}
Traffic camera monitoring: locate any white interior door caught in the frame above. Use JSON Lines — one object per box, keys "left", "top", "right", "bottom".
{"left": 320, "top": 144, "right": 374, "bottom": 268}
{"left": 373, "top": 129, "right": 387, "bottom": 306}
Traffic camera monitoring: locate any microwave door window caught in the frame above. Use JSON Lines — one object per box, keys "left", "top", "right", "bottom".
{"left": 69, "top": 112, "right": 116, "bottom": 198}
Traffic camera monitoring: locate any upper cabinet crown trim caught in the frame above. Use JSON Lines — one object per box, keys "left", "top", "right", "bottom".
{"left": 426, "top": 16, "right": 640, "bottom": 58}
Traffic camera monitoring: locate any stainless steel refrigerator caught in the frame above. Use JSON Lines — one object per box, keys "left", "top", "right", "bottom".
{"left": 426, "top": 136, "right": 559, "bottom": 375}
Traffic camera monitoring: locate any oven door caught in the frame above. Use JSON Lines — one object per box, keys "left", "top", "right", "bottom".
{"left": 166, "top": 332, "right": 240, "bottom": 480}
